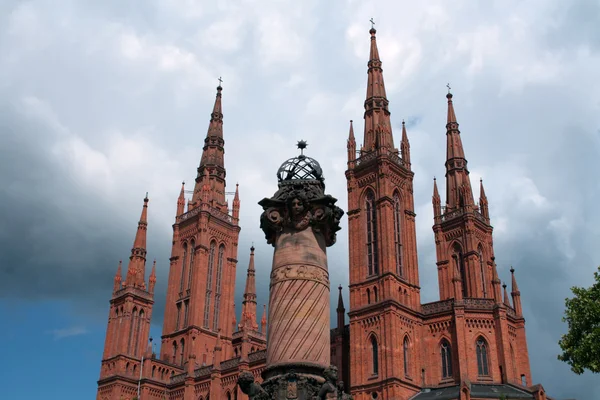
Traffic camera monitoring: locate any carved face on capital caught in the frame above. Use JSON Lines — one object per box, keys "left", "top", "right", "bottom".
{"left": 290, "top": 197, "right": 305, "bottom": 216}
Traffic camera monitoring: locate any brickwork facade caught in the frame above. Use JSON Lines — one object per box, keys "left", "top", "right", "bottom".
{"left": 97, "top": 28, "right": 548, "bottom": 400}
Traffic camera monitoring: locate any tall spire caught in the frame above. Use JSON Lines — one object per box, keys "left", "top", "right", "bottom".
{"left": 125, "top": 195, "right": 149, "bottom": 289}
{"left": 363, "top": 25, "right": 395, "bottom": 151}
{"left": 240, "top": 246, "right": 258, "bottom": 331}
{"left": 337, "top": 285, "right": 345, "bottom": 333}
{"left": 232, "top": 183, "right": 240, "bottom": 221}
{"left": 148, "top": 260, "right": 157, "bottom": 294}
{"left": 261, "top": 304, "right": 267, "bottom": 334}
{"left": 347, "top": 120, "right": 356, "bottom": 162}
{"left": 432, "top": 177, "right": 441, "bottom": 218}
{"left": 511, "top": 267, "right": 523, "bottom": 316}
{"left": 400, "top": 120, "right": 411, "bottom": 164}
{"left": 444, "top": 90, "right": 474, "bottom": 210}
{"left": 503, "top": 282, "right": 512, "bottom": 307}
{"left": 176, "top": 181, "right": 186, "bottom": 216}
{"left": 192, "top": 83, "right": 227, "bottom": 206}
{"left": 491, "top": 256, "right": 502, "bottom": 304}
{"left": 113, "top": 260, "right": 122, "bottom": 293}
{"left": 479, "top": 178, "right": 489, "bottom": 220}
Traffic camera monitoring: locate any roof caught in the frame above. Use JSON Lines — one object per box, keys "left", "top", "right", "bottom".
{"left": 410, "top": 384, "right": 535, "bottom": 400}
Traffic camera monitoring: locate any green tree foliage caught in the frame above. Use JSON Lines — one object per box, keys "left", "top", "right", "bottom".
{"left": 558, "top": 266, "right": 600, "bottom": 374}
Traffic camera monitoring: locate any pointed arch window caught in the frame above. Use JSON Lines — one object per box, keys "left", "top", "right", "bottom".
{"left": 213, "top": 244, "right": 225, "bottom": 330}
{"left": 453, "top": 244, "right": 467, "bottom": 298}
{"left": 134, "top": 309, "right": 144, "bottom": 357}
{"left": 393, "top": 192, "right": 403, "bottom": 277}
{"left": 403, "top": 337, "right": 410, "bottom": 377}
{"left": 187, "top": 240, "right": 195, "bottom": 290}
{"left": 367, "top": 288, "right": 371, "bottom": 304}
{"left": 128, "top": 308, "right": 138, "bottom": 355}
{"left": 180, "top": 242, "right": 188, "bottom": 292}
{"left": 441, "top": 339, "right": 453, "bottom": 378}
{"left": 180, "top": 338, "right": 185, "bottom": 366}
{"left": 371, "top": 336, "right": 379, "bottom": 375}
{"left": 476, "top": 337, "right": 489, "bottom": 376}
{"left": 373, "top": 286, "right": 378, "bottom": 303}
{"left": 204, "top": 241, "right": 216, "bottom": 328}
{"left": 172, "top": 341, "right": 178, "bottom": 364}
{"left": 510, "top": 344, "right": 517, "bottom": 381}
{"left": 478, "top": 245, "right": 487, "bottom": 298}
{"left": 366, "top": 190, "right": 379, "bottom": 276}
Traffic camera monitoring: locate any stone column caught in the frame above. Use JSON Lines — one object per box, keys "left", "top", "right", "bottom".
{"left": 238, "top": 144, "right": 349, "bottom": 399}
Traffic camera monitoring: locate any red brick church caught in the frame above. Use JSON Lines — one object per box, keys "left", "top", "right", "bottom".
{"left": 97, "top": 27, "right": 551, "bottom": 400}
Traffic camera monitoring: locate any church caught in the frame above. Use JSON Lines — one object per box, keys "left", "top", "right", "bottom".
{"left": 97, "top": 26, "right": 551, "bottom": 400}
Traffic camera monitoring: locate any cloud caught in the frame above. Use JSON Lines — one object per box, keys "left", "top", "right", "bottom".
{"left": 47, "top": 326, "right": 88, "bottom": 340}
{"left": 1, "top": 0, "right": 600, "bottom": 398}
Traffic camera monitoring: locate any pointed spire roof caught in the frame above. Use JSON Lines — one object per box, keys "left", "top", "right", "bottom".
{"left": 443, "top": 89, "right": 474, "bottom": 209}
{"left": 113, "top": 260, "right": 122, "bottom": 292}
{"left": 510, "top": 266, "right": 520, "bottom": 293}
{"left": 261, "top": 304, "right": 267, "bottom": 333}
{"left": 149, "top": 259, "right": 157, "bottom": 293}
{"left": 348, "top": 120, "right": 355, "bottom": 142}
{"left": 363, "top": 25, "right": 395, "bottom": 151}
{"left": 503, "top": 282, "right": 512, "bottom": 307}
{"left": 479, "top": 178, "right": 487, "bottom": 200}
{"left": 192, "top": 83, "right": 227, "bottom": 206}
{"left": 126, "top": 195, "right": 149, "bottom": 289}
{"left": 401, "top": 120, "right": 408, "bottom": 143}
{"left": 337, "top": 285, "right": 345, "bottom": 311}
{"left": 241, "top": 246, "right": 258, "bottom": 330}
{"left": 433, "top": 177, "right": 440, "bottom": 200}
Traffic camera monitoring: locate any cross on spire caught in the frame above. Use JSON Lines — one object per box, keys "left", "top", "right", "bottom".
{"left": 446, "top": 82, "right": 451, "bottom": 93}
{"left": 370, "top": 18, "right": 375, "bottom": 29}
{"left": 218, "top": 76, "right": 223, "bottom": 87}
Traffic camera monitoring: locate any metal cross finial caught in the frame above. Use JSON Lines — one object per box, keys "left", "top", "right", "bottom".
{"left": 218, "top": 76, "right": 223, "bottom": 86}
{"left": 370, "top": 18, "right": 375, "bottom": 29}
{"left": 446, "top": 83, "right": 451, "bottom": 93}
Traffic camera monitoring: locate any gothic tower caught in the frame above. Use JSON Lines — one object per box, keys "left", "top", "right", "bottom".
{"left": 98, "top": 195, "right": 156, "bottom": 391}
{"left": 160, "top": 84, "right": 241, "bottom": 367}
{"left": 431, "top": 90, "right": 496, "bottom": 301}
{"left": 428, "top": 91, "right": 533, "bottom": 388}
{"left": 346, "top": 26, "right": 421, "bottom": 399}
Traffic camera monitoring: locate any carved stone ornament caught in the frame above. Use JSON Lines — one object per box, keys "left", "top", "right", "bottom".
{"left": 237, "top": 366, "right": 353, "bottom": 400}
{"left": 258, "top": 181, "right": 344, "bottom": 247}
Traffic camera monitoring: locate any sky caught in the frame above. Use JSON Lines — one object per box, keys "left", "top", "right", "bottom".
{"left": 0, "top": 0, "right": 599, "bottom": 399}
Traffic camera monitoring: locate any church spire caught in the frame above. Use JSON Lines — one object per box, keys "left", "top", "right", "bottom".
{"left": 192, "top": 82, "right": 227, "bottom": 206}
{"left": 176, "top": 181, "right": 186, "bottom": 216}
{"left": 511, "top": 267, "right": 523, "bottom": 316}
{"left": 337, "top": 285, "right": 345, "bottom": 334}
{"left": 261, "top": 304, "right": 267, "bottom": 334}
{"left": 444, "top": 89, "right": 474, "bottom": 210}
{"left": 347, "top": 120, "right": 356, "bottom": 162}
{"left": 432, "top": 177, "right": 441, "bottom": 218}
{"left": 503, "top": 282, "right": 512, "bottom": 308}
{"left": 400, "top": 120, "right": 411, "bottom": 164}
{"left": 363, "top": 24, "right": 395, "bottom": 151}
{"left": 479, "top": 178, "right": 489, "bottom": 221}
{"left": 148, "top": 259, "right": 157, "bottom": 294}
{"left": 113, "top": 260, "right": 122, "bottom": 293}
{"left": 125, "top": 195, "right": 149, "bottom": 289}
{"left": 240, "top": 246, "right": 258, "bottom": 331}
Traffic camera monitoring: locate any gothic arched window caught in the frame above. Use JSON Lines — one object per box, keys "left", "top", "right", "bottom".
{"left": 478, "top": 245, "right": 487, "bottom": 298}
{"left": 510, "top": 343, "right": 517, "bottom": 381}
{"left": 393, "top": 191, "right": 403, "bottom": 277}
{"left": 187, "top": 240, "right": 195, "bottom": 290}
{"left": 213, "top": 244, "right": 225, "bottom": 330}
{"left": 366, "top": 190, "right": 379, "bottom": 276}
{"left": 371, "top": 336, "right": 379, "bottom": 375}
{"left": 403, "top": 337, "right": 410, "bottom": 377}
{"left": 134, "top": 309, "right": 144, "bottom": 357}
{"left": 441, "top": 339, "right": 453, "bottom": 378}
{"left": 204, "top": 241, "right": 216, "bottom": 328}
{"left": 453, "top": 243, "right": 467, "bottom": 297}
{"left": 128, "top": 308, "right": 138, "bottom": 355}
{"left": 373, "top": 286, "right": 378, "bottom": 302}
{"left": 180, "top": 338, "right": 185, "bottom": 366}
{"left": 180, "top": 242, "right": 188, "bottom": 292}
{"left": 172, "top": 341, "right": 178, "bottom": 364}
{"left": 476, "top": 337, "right": 489, "bottom": 376}
{"left": 367, "top": 288, "right": 371, "bottom": 304}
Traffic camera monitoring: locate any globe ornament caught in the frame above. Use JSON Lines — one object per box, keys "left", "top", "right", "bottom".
{"left": 276, "top": 140, "right": 324, "bottom": 183}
